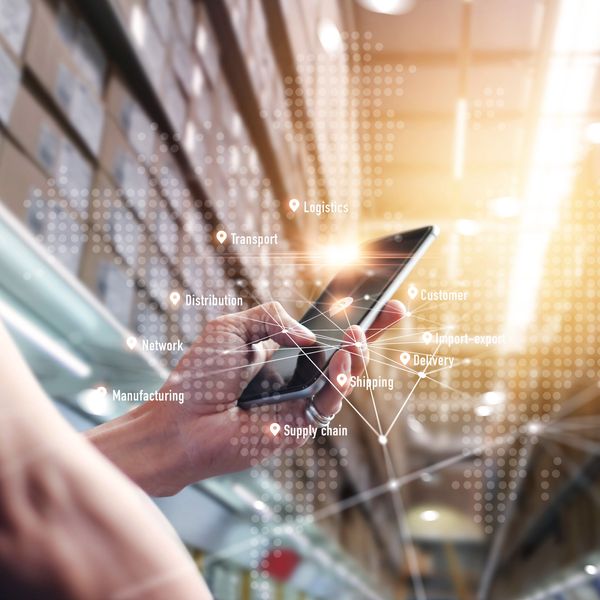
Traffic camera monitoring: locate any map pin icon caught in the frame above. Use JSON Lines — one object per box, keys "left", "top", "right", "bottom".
{"left": 170, "top": 291, "right": 181, "bottom": 306}
{"left": 126, "top": 336, "right": 137, "bottom": 350}
{"left": 216, "top": 230, "right": 227, "bottom": 244}
{"left": 400, "top": 351, "right": 410, "bottom": 365}
{"left": 422, "top": 331, "right": 432, "bottom": 344}
{"left": 408, "top": 284, "right": 418, "bottom": 300}
{"left": 270, "top": 423, "right": 281, "bottom": 436}
{"left": 336, "top": 373, "right": 348, "bottom": 387}
{"left": 289, "top": 198, "right": 300, "bottom": 212}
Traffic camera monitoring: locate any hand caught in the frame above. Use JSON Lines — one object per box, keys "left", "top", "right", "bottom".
{"left": 88, "top": 300, "right": 405, "bottom": 495}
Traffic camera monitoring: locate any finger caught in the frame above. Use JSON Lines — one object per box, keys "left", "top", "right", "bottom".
{"left": 366, "top": 300, "right": 406, "bottom": 341}
{"left": 235, "top": 301, "right": 316, "bottom": 346}
{"left": 342, "top": 325, "right": 369, "bottom": 376}
{"left": 312, "top": 349, "right": 353, "bottom": 417}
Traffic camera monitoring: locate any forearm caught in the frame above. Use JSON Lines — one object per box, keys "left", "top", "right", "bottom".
{"left": 85, "top": 402, "right": 189, "bottom": 497}
{"left": 0, "top": 322, "right": 211, "bottom": 599}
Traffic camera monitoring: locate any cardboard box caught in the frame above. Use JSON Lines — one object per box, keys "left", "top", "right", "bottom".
{"left": 125, "top": 2, "right": 166, "bottom": 91}
{"left": 90, "top": 171, "right": 143, "bottom": 269}
{"left": 0, "top": 41, "right": 20, "bottom": 126}
{"left": 194, "top": 6, "right": 219, "bottom": 86}
{"left": 0, "top": 0, "right": 33, "bottom": 58}
{"left": 7, "top": 84, "right": 92, "bottom": 218}
{"left": 99, "top": 116, "right": 152, "bottom": 223}
{"left": 25, "top": 0, "right": 105, "bottom": 155}
{"left": 79, "top": 238, "right": 136, "bottom": 328}
{"left": 0, "top": 139, "right": 85, "bottom": 275}
{"left": 105, "top": 73, "right": 156, "bottom": 162}
{"left": 147, "top": 0, "right": 172, "bottom": 44}
{"left": 172, "top": 0, "right": 194, "bottom": 47}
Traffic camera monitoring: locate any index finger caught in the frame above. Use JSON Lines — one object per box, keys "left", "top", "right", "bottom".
{"left": 365, "top": 300, "right": 406, "bottom": 341}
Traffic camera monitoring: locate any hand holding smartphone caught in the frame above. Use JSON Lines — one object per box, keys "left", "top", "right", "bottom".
{"left": 238, "top": 226, "right": 438, "bottom": 408}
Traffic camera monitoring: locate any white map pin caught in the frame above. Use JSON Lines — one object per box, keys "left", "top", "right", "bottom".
{"left": 170, "top": 291, "right": 181, "bottom": 306}
{"left": 399, "top": 351, "right": 410, "bottom": 365}
{"left": 336, "top": 373, "right": 348, "bottom": 387}
{"left": 408, "top": 284, "right": 418, "bottom": 300}
{"left": 422, "top": 331, "right": 432, "bottom": 344}
{"left": 289, "top": 198, "right": 300, "bottom": 212}
{"left": 126, "top": 336, "right": 137, "bottom": 350}
{"left": 96, "top": 386, "right": 107, "bottom": 398}
{"left": 216, "top": 230, "right": 227, "bottom": 244}
{"left": 270, "top": 423, "right": 281, "bottom": 436}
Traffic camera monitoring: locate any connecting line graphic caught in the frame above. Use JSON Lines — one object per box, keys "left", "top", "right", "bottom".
{"left": 383, "top": 341, "right": 442, "bottom": 438}
{"left": 381, "top": 444, "right": 427, "bottom": 600}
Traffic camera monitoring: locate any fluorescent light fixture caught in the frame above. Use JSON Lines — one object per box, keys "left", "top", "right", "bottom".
{"left": 0, "top": 297, "right": 91, "bottom": 378}
{"left": 453, "top": 98, "right": 468, "bottom": 179}
{"left": 318, "top": 19, "right": 343, "bottom": 55}
{"left": 505, "top": 0, "right": 600, "bottom": 350}
{"left": 489, "top": 196, "right": 521, "bottom": 218}
{"left": 585, "top": 564, "right": 598, "bottom": 575}
{"left": 420, "top": 509, "right": 440, "bottom": 522}
{"left": 357, "top": 0, "right": 416, "bottom": 15}
{"left": 586, "top": 122, "right": 600, "bottom": 144}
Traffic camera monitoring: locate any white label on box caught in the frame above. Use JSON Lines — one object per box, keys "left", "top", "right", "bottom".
{"left": 0, "top": 0, "right": 31, "bottom": 55}
{"left": 37, "top": 125, "right": 60, "bottom": 174}
{"left": 57, "top": 139, "right": 92, "bottom": 215}
{"left": 174, "top": 0, "right": 194, "bottom": 45}
{"left": 69, "top": 76, "right": 104, "bottom": 154}
{"left": 113, "top": 152, "right": 149, "bottom": 220}
{"left": 108, "top": 204, "right": 141, "bottom": 267}
{"left": 0, "top": 43, "right": 19, "bottom": 124}
{"left": 74, "top": 20, "right": 106, "bottom": 94}
{"left": 173, "top": 39, "right": 194, "bottom": 97}
{"left": 121, "top": 101, "right": 155, "bottom": 160}
{"left": 55, "top": 63, "right": 104, "bottom": 155}
{"left": 148, "top": 0, "right": 171, "bottom": 43}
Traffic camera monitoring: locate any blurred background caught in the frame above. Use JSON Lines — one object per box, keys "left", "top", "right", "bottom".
{"left": 1, "top": 0, "right": 600, "bottom": 598}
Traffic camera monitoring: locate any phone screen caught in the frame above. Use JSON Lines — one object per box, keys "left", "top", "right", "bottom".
{"left": 238, "top": 227, "right": 434, "bottom": 406}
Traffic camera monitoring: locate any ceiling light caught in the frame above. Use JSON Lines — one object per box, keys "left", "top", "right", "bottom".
{"left": 456, "top": 219, "right": 480, "bottom": 236}
{"left": 357, "top": 0, "right": 416, "bottom": 15}
{"left": 585, "top": 564, "right": 598, "bottom": 575}
{"left": 505, "top": 0, "right": 600, "bottom": 351}
{"left": 489, "top": 196, "right": 521, "bottom": 218}
{"left": 586, "top": 122, "right": 600, "bottom": 144}
{"left": 420, "top": 509, "right": 440, "bottom": 522}
{"left": 0, "top": 297, "right": 91, "bottom": 378}
{"left": 318, "top": 19, "right": 343, "bottom": 55}
{"left": 482, "top": 390, "right": 506, "bottom": 406}
{"left": 453, "top": 98, "right": 468, "bottom": 179}
{"left": 475, "top": 405, "right": 494, "bottom": 417}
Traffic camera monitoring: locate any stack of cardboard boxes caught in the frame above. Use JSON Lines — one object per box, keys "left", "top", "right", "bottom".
{"left": 0, "top": 0, "right": 331, "bottom": 369}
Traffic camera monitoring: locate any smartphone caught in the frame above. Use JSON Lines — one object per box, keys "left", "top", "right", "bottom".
{"left": 237, "top": 226, "right": 439, "bottom": 408}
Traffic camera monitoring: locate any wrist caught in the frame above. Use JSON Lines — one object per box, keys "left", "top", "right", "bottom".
{"left": 86, "top": 403, "right": 189, "bottom": 496}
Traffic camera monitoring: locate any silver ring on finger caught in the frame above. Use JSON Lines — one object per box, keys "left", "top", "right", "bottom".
{"left": 305, "top": 396, "right": 335, "bottom": 429}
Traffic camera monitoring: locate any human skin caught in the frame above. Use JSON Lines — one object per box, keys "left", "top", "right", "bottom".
{"left": 87, "top": 300, "right": 406, "bottom": 496}
{"left": 0, "top": 320, "right": 212, "bottom": 599}
{"left": 0, "top": 300, "right": 404, "bottom": 597}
